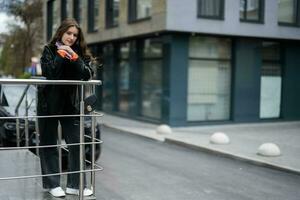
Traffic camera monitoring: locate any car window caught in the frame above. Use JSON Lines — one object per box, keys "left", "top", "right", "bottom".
{"left": 1, "top": 84, "right": 37, "bottom": 116}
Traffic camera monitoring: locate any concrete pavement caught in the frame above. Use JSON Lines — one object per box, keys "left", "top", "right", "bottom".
{"left": 99, "top": 113, "right": 300, "bottom": 175}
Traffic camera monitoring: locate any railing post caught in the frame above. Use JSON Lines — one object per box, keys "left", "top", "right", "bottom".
{"left": 16, "top": 112, "right": 20, "bottom": 147}
{"left": 79, "top": 84, "right": 85, "bottom": 199}
{"left": 58, "top": 122, "right": 62, "bottom": 173}
{"left": 91, "top": 85, "right": 96, "bottom": 192}
{"left": 35, "top": 84, "right": 40, "bottom": 156}
{"left": 25, "top": 94, "right": 29, "bottom": 147}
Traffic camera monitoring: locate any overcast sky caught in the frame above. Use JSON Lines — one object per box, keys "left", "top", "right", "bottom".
{"left": 0, "top": 12, "right": 15, "bottom": 33}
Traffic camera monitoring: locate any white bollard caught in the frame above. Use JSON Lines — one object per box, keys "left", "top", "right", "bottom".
{"left": 156, "top": 124, "right": 172, "bottom": 135}
{"left": 210, "top": 132, "right": 230, "bottom": 144}
{"left": 257, "top": 143, "right": 281, "bottom": 157}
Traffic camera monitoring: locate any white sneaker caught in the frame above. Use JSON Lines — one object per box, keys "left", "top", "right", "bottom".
{"left": 48, "top": 187, "right": 66, "bottom": 198}
{"left": 66, "top": 187, "right": 93, "bottom": 196}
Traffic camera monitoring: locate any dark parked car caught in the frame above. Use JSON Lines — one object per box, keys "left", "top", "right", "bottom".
{"left": 0, "top": 84, "right": 101, "bottom": 168}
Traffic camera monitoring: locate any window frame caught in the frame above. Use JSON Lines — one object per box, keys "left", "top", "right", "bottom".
{"left": 197, "top": 0, "right": 225, "bottom": 20}
{"left": 278, "top": 0, "right": 300, "bottom": 27}
{"left": 239, "top": 0, "right": 265, "bottom": 23}
{"left": 128, "top": 0, "right": 152, "bottom": 23}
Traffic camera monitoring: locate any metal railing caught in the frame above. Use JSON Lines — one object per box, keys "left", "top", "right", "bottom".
{"left": 0, "top": 78, "right": 103, "bottom": 200}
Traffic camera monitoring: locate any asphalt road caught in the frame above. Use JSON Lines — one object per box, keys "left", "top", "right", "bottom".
{"left": 94, "top": 127, "right": 300, "bottom": 200}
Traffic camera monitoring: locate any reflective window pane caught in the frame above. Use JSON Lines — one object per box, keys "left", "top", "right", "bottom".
{"left": 240, "top": 0, "right": 263, "bottom": 22}
{"left": 140, "top": 38, "right": 163, "bottom": 119}
{"left": 188, "top": 36, "right": 231, "bottom": 121}
{"left": 260, "top": 42, "right": 281, "bottom": 119}
{"left": 52, "top": 0, "right": 59, "bottom": 36}
{"left": 198, "top": 0, "right": 224, "bottom": 18}
{"left": 141, "top": 60, "right": 162, "bottom": 119}
{"left": 113, "top": 0, "right": 120, "bottom": 26}
{"left": 137, "top": 0, "right": 152, "bottom": 19}
{"left": 278, "top": 0, "right": 296, "bottom": 24}
{"left": 94, "top": 0, "right": 100, "bottom": 30}
{"left": 106, "top": 0, "right": 119, "bottom": 27}
{"left": 73, "top": 0, "right": 81, "bottom": 24}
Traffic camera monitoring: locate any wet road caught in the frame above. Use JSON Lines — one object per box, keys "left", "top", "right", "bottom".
{"left": 94, "top": 127, "right": 300, "bottom": 200}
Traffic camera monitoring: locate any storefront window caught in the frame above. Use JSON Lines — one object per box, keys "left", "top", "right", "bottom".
{"left": 188, "top": 36, "right": 231, "bottom": 121}
{"left": 260, "top": 42, "right": 281, "bottom": 118}
{"left": 140, "top": 38, "right": 162, "bottom": 119}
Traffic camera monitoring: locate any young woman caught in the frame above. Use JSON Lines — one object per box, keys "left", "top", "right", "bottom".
{"left": 38, "top": 18, "right": 94, "bottom": 198}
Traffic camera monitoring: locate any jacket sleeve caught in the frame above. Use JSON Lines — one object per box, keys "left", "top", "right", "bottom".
{"left": 71, "top": 57, "right": 94, "bottom": 81}
{"left": 40, "top": 46, "right": 65, "bottom": 80}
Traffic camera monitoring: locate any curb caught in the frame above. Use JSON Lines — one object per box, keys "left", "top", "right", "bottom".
{"left": 165, "top": 138, "right": 300, "bottom": 176}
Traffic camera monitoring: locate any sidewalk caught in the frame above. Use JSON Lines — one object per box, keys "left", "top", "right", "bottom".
{"left": 99, "top": 113, "right": 300, "bottom": 175}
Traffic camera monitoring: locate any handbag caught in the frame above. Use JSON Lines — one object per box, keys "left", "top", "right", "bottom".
{"left": 84, "top": 94, "right": 98, "bottom": 113}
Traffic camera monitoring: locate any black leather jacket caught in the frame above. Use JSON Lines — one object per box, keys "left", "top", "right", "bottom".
{"left": 37, "top": 44, "right": 94, "bottom": 116}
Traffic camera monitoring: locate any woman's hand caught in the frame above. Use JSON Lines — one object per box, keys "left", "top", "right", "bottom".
{"left": 57, "top": 45, "right": 76, "bottom": 56}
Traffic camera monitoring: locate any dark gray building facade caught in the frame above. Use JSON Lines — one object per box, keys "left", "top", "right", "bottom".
{"left": 44, "top": 0, "right": 300, "bottom": 126}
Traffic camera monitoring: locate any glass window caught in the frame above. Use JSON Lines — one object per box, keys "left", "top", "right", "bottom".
{"left": 47, "top": 0, "right": 59, "bottom": 40}
{"left": 188, "top": 36, "right": 231, "bottom": 121}
{"left": 61, "top": 0, "right": 68, "bottom": 21}
{"left": 140, "top": 38, "right": 163, "bottom": 119}
{"left": 129, "top": 0, "right": 152, "bottom": 22}
{"left": 46, "top": 0, "right": 53, "bottom": 41}
{"left": 52, "top": 0, "right": 59, "bottom": 33}
{"left": 197, "top": 0, "right": 224, "bottom": 19}
{"left": 88, "top": 0, "right": 99, "bottom": 32}
{"left": 278, "top": 0, "right": 299, "bottom": 25}
{"left": 73, "top": 0, "right": 81, "bottom": 24}
{"left": 260, "top": 42, "right": 282, "bottom": 119}
{"left": 106, "top": 0, "right": 119, "bottom": 27}
{"left": 240, "top": 0, "right": 264, "bottom": 22}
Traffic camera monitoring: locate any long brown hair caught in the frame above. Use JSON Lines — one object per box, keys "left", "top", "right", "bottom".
{"left": 49, "top": 18, "right": 92, "bottom": 59}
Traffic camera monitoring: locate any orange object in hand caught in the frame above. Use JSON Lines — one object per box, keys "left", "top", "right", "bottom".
{"left": 57, "top": 49, "right": 78, "bottom": 61}
{"left": 57, "top": 49, "right": 70, "bottom": 58}
{"left": 70, "top": 52, "right": 78, "bottom": 61}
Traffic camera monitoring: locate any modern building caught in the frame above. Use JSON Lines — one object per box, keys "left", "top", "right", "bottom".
{"left": 44, "top": 0, "right": 300, "bottom": 126}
